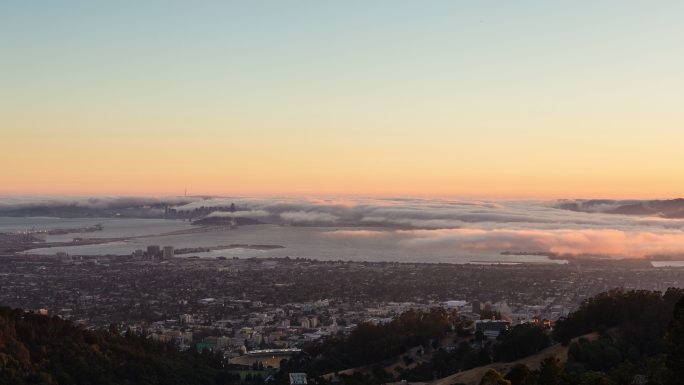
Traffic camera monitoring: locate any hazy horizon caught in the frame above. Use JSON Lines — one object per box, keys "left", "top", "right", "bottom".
{"left": 4, "top": 194, "right": 684, "bottom": 261}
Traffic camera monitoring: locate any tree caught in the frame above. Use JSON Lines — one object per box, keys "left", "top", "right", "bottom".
{"left": 494, "top": 324, "right": 550, "bottom": 362}
{"left": 504, "top": 364, "right": 532, "bottom": 385}
{"left": 665, "top": 296, "right": 684, "bottom": 385}
{"left": 537, "top": 357, "right": 563, "bottom": 385}
{"left": 577, "top": 371, "right": 615, "bottom": 385}
{"left": 0, "top": 306, "right": 230, "bottom": 385}
{"left": 479, "top": 369, "right": 511, "bottom": 385}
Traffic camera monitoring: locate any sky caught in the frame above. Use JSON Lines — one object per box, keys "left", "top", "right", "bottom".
{"left": 2, "top": 1, "right": 684, "bottom": 197}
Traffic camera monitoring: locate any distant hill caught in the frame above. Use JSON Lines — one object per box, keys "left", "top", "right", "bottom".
{"left": 192, "top": 216, "right": 264, "bottom": 226}
{"left": 0, "top": 205, "right": 156, "bottom": 218}
{"left": 0, "top": 307, "right": 231, "bottom": 385}
{"left": 556, "top": 198, "right": 684, "bottom": 218}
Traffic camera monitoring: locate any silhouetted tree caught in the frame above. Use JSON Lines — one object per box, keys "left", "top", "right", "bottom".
{"left": 665, "top": 296, "right": 684, "bottom": 385}
{"left": 479, "top": 368, "right": 511, "bottom": 385}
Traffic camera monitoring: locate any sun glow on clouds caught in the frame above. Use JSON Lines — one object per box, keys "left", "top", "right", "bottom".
{"left": 399, "top": 228, "right": 684, "bottom": 258}
{"left": 5, "top": 195, "right": 684, "bottom": 259}
{"left": 325, "top": 228, "right": 684, "bottom": 259}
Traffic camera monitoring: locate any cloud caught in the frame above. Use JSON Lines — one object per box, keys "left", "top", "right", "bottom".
{"left": 207, "top": 210, "right": 271, "bottom": 218}
{"left": 280, "top": 211, "right": 339, "bottom": 224}
{"left": 555, "top": 198, "right": 684, "bottom": 219}
{"left": 5, "top": 194, "right": 684, "bottom": 259}
{"left": 324, "top": 229, "right": 386, "bottom": 237}
{"left": 323, "top": 225, "right": 684, "bottom": 258}
{"left": 0, "top": 196, "right": 197, "bottom": 211}
{"left": 172, "top": 196, "right": 626, "bottom": 230}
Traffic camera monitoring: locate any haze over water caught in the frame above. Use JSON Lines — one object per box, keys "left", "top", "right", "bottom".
{"left": 4, "top": 196, "right": 684, "bottom": 264}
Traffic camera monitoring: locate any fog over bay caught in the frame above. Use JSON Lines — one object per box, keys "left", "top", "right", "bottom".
{"left": 3, "top": 196, "right": 684, "bottom": 262}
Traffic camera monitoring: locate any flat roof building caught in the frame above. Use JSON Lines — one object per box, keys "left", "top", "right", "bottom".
{"left": 475, "top": 319, "right": 510, "bottom": 338}
{"left": 289, "top": 373, "right": 307, "bottom": 385}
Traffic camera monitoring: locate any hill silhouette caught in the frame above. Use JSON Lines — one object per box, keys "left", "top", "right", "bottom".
{"left": 0, "top": 307, "right": 231, "bottom": 385}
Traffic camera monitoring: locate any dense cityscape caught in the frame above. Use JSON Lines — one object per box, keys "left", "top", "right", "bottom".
{"left": 2, "top": 251, "right": 682, "bottom": 365}
{"left": 4, "top": 198, "right": 684, "bottom": 384}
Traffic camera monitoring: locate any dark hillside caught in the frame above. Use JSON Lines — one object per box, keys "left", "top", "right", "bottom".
{"left": 0, "top": 307, "right": 229, "bottom": 385}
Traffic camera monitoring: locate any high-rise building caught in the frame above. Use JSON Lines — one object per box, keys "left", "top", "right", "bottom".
{"left": 483, "top": 302, "right": 492, "bottom": 313}
{"left": 146, "top": 245, "right": 160, "bottom": 259}
{"left": 163, "top": 246, "right": 174, "bottom": 259}
{"left": 472, "top": 300, "right": 481, "bottom": 314}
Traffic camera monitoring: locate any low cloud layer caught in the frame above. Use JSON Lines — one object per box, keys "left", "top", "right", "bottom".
{"left": 207, "top": 210, "right": 270, "bottom": 218}
{"left": 171, "top": 196, "right": 684, "bottom": 259}
{"left": 4, "top": 195, "right": 684, "bottom": 259}
{"left": 0, "top": 196, "right": 195, "bottom": 211}
{"left": 322, "top": 227, "right": 684, "bottom": 259}
{"left": 280, "top": 211, "right": 340, "bottom": 224}
{"left": 556, "top": 199, "right": 684, "bottom": 219}
{"left": 399, "top": 228, "right": 684, "bottom": 258}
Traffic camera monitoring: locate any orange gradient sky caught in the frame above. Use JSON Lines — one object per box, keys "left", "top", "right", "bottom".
{"left": 3, "top": 1, "right": 684, "bottom": 198}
